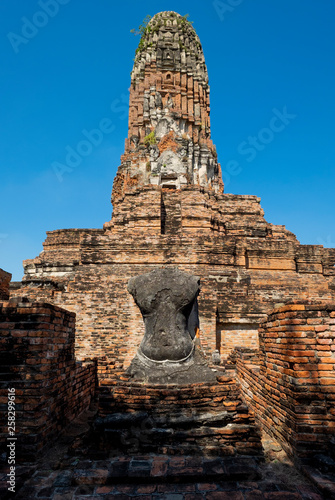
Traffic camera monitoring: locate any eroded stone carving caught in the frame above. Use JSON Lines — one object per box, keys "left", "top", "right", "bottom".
{"left": 126, "top": 267, "right": 217, "bottom": 384}
{"left": 149, "top": 144, "right": 160, "bottom": 161}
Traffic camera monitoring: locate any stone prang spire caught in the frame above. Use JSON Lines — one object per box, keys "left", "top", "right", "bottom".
{"left": 112, "top": 11, "right": 223, "bottom": 204}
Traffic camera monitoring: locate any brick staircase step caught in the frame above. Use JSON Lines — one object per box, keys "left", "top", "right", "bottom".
{"left": 70, "top": 456, "right": 261, "bottom": 486}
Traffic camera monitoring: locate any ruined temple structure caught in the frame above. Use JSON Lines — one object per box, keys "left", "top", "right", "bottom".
{"left": 113, "top": 12, "right": 223, "bottom": 196}
{"left": 10, "top": 12, "right": 335, "bottom": 377}
{"left": 1, "top": 11, "right": 335, "bottom": 495}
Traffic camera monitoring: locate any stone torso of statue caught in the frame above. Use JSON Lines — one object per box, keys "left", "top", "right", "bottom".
{"left": 127, "top": 268, "right": 199, "bottom": 362}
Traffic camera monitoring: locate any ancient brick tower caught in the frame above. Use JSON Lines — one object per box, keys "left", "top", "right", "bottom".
{"left": 111, "top": 11, "right": 223, "bottom": 202}
{"left": 11, "top": 11, "right": 335, "bottom": 377}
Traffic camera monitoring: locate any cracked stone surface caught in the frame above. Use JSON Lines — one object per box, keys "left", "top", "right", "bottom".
{"left": 126, "top": 267, "right": 217, "bottom": 384}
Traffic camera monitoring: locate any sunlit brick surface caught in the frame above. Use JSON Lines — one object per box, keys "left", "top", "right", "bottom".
{"left": 237, "top": 302, "right": 335, "bottom": 459}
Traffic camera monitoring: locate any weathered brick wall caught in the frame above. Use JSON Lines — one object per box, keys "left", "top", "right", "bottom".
{"left": 216, "top": 324, "right": 259, "bottom": 356}
{"left": 237, "top": 302, "right": 335, "bottom": 459}
{"left": 11, "top": 187, "right": 335, "bottom": 375}
{"left": 0, "top": 269, "right": 11, "bottom": 300}
{"left": 0, "top": 299, "right": 97, "bottom": 460}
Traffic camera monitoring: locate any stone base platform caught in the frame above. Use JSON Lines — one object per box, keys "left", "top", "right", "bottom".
{"left": 96, "top": 375, "right": 262, "bottom": 457}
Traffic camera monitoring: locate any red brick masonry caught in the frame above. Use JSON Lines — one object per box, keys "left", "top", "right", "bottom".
{"left": 97, "top": 375, "right": 263, "bottom": 457}
{"left": 237, "top": 302, "right": 335, "bottom": 460}
{"left": 0, "top": 299, "right": 96, "bottom": 460}
{"left": 12, "top": 187, "right": 335, "bottom": 373}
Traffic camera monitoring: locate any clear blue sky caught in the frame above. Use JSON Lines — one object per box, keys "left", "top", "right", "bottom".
{"left": 1, "top": 0, "right": 334, "bottom": 281}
